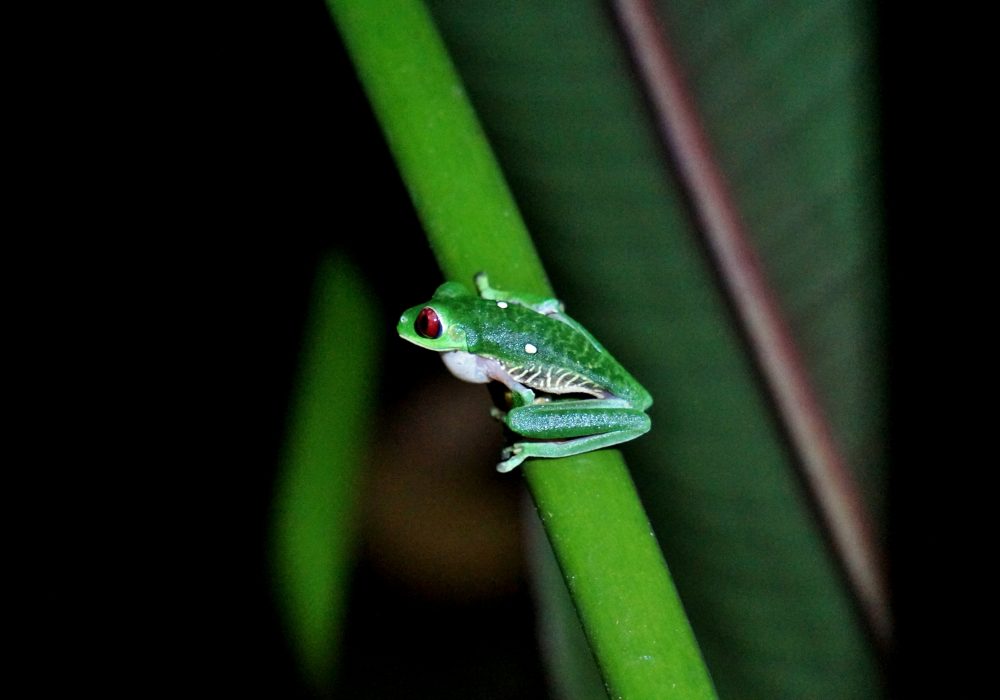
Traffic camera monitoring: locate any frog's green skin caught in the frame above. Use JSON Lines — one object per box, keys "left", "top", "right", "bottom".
{"left": 397, "top": 273, "right": 652, "bottom": 472}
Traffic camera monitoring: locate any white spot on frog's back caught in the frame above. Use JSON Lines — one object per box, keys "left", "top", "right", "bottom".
{"left": 496, "top": 301, "right": 508, "bottom": 309}
{"left": 524, "top": 343, "right": 538, "bottom": 354}
{"left": 441, "top": 350, "right": 490, "bottom": 384}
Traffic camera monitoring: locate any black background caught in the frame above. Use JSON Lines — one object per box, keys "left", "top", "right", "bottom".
{"left": 29, "top": 0, "right": 986, "bottom": 695}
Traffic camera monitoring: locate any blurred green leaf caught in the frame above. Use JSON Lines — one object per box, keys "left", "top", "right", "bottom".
{"left": 271, "top": 256, "right": 379, "bottom": 692}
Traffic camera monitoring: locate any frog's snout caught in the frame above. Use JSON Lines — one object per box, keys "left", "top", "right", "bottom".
{"left": 396, "top": 313, "right": 409, "bottom": 332}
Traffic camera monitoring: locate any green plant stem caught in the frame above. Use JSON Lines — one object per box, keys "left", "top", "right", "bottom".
{"left": 328, "top": 0, "right": 549, "bottom": 298}
{"left": 328, "top": 1, "right": 717, "bottom": 696}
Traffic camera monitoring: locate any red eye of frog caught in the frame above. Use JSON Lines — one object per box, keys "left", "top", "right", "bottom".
{"left": 415, "top": 307, "right": 443, "bottom": 339}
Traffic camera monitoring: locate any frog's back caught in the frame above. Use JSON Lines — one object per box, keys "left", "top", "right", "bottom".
{"left": 467, "top": 302, "right": 652, "bottom": 410}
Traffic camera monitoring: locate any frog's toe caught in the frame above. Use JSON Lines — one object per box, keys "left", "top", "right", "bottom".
{"left": 500, "top": 445, "right": 519, "bottom": 459}
{"left": 496, "top": 447, "right": 528, "bottom": 473}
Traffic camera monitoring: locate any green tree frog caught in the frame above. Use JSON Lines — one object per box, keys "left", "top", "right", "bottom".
{"left": 397, "top": 273, "right": 652, "bottom": 472}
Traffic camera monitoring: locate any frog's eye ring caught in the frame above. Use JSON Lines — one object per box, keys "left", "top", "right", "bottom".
{"left": 415, "top": 307, "right": 443, "bottom": 339}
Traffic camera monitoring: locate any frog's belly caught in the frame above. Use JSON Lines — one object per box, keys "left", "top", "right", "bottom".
{"left": 442, "top": 350, "right": 609, "bottom": 399}
{"left": 441, "top": 350, "right": 492, "bottom": 384}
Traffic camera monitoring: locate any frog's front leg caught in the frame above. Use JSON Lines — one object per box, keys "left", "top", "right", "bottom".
{"left": 473, "top": 272, "right": 609, "bottom": 353}
{"left": 495, "top": 398, "right": 651, "bottom": 472}
{"left": 474, "top": 272, "right": 565, "bottom": 316}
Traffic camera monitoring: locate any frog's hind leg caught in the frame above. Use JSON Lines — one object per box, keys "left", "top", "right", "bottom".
{"left": 495, "top": 398, "right": 650, "bottom": 472}
{"left": 497, "top": 426, "right": 650, "bottom": 473}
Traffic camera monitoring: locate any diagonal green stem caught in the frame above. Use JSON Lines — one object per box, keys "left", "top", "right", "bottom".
{"left": 328, "top": 1, "right": 717, "bottom": 697}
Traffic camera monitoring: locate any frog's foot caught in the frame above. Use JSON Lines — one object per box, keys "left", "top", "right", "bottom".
{"left": 497, "top": 445, "right": 528, "bottom": 473}
{"left": 496, "top": 426, "right": 649, "bottom": 473}
{"left": 489, "top": 406, "right": 507, "bottom": 421}
{"left": 473, "top": 271, "right": 492, "bottom": 294}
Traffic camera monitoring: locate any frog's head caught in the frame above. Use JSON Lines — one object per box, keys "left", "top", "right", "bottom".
{"left": 397, "top": 300, "right": 470, "bottom": 352}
